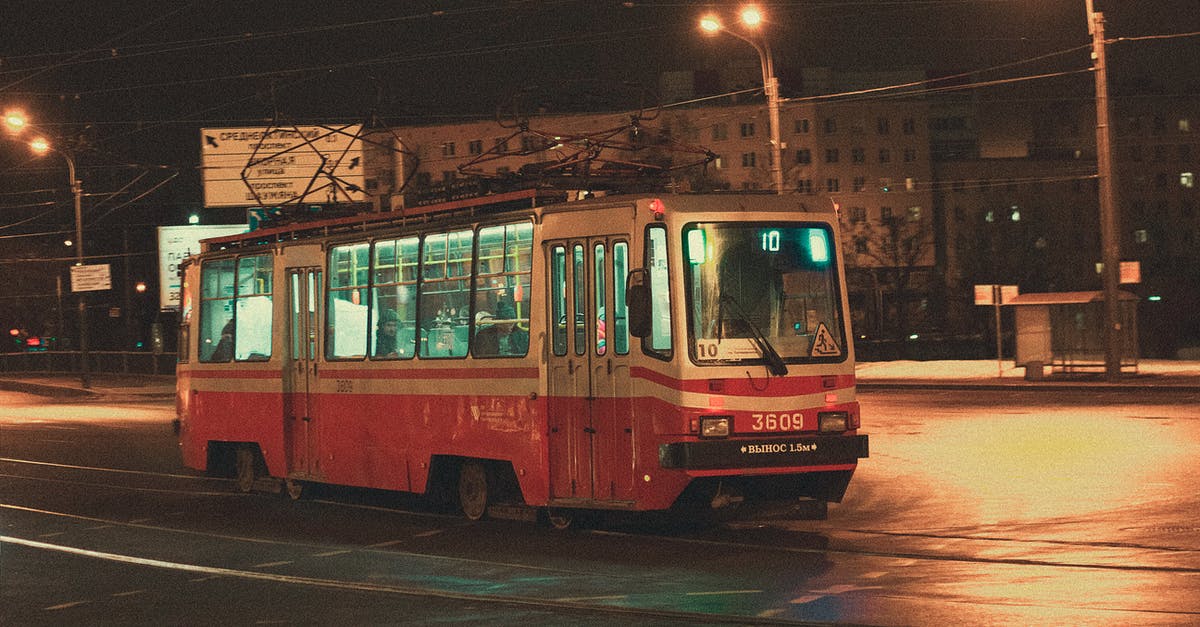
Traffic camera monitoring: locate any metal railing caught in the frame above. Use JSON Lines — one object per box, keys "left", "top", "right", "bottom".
{"left": 0, "top": 351, "right": 177, "bottom": 376}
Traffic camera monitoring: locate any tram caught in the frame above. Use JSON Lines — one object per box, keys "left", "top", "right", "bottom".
{"left": 175, "top": 190, "right": 868, "bottom": 524}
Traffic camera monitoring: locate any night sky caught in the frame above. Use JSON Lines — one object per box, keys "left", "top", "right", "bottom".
{"left": 0, "top": 1, "right": 1197, "bottom": 337}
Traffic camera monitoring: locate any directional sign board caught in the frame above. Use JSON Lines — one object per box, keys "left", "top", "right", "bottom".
{"left": 200, "top": 124, "right": 366, "bottom": 208}
{"left": 70, "top": 264, "right": 112, "bottom": 292}
{"left": 157, "top": 225, "right": 247, "bottom": 311}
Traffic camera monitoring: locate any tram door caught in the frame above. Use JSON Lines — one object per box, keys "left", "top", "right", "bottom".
{"left": 547, "top": 237, "right": 634, "bottom": 503}
{"left": 285, "top": 264, "right": 323, "bottom": 478}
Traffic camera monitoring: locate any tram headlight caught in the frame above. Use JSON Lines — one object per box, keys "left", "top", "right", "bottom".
{"left": 818, "top": 411, "right": 850, "bottom": 433}
{"left": 699, "top": 415, "right": 731, "bottom": 439}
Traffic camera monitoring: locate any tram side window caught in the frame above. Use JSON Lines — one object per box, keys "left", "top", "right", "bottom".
{"left": 178, "top": 275, "right": 192, "bottom": 363}
{"left": 327, "top": 243, "right": 370, "bottom": 359}
{"left": 420, "top": 229, "right": 473, "bottom": 358}
{"left": 572, "top": 245, "right": 586, "bottom": 356}
{"left": 371, "top": 236, "right": 419, "bottom": 359}
{"left": 473, "top": 222, "right": 532, "bottom": 357}
{"left": 199, "top": 259, "right": 236, "bottom": 362}
{"left": 235, "top": 255, "right": 273, "bottom": 361}
{"left": 612, "top": 241, "right": 630, "bottom": 355}
{"left": 644, "top": 226, "right": 673, "bottom": 359}
{"left": 550, "top": 246, "right": 567, "bottom": 356}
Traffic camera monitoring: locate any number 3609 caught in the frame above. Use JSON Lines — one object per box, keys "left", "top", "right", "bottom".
{"left": 751, "top": 412, "right": 803, "bottom": 432}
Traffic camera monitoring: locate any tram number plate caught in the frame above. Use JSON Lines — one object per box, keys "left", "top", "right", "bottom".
{"left": 748, "top": 412, "right": 804, "bottom": 433}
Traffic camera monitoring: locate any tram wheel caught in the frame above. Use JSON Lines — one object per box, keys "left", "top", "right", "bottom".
{"left": 234, "top": 446, "right": 258, "bottom": 493}
{"left": 545, "top": 509, "right": 574, "bottom": 530}
{"left": 458, "top": 461, "right": 489, "bottom": 521}
{"left": 283, "top": 478, "right": 305, "bottom": 500}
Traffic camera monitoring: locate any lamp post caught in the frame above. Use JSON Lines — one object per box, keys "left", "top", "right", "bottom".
{"left": 7, "top": 119, "right": 92, "bottom": 389}
{"left": 700, "top": 5, "right": 784, "bottom": 195}
{"left": 1083, "top": 0, "right": 1122, "bottom": 381}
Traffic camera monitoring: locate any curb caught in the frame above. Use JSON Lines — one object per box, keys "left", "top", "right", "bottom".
{"left": 858, "top": 380, "right": 1200, "bottom": 393}
{"left": 0, "top": 379, "right": 99, "bottom": 399}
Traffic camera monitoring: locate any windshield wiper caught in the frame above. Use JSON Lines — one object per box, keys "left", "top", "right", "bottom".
{"left": 718, "top": 293, "right": 788, "bottom": 376}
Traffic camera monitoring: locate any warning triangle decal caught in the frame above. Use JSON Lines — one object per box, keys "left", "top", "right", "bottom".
{"left": 810, "top": 322, "right": 841, "bottom": 357}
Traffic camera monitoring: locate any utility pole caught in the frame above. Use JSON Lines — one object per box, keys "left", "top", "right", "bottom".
{"left": 1087, "top": 0, "right": 1123, "bottom": 381}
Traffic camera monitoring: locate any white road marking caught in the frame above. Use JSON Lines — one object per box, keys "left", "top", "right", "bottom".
{"left": 44, "top": 601, "right": 87, "bottom": 610}
{"left": 312, "top": 550, "right": 352, "bottom": 557}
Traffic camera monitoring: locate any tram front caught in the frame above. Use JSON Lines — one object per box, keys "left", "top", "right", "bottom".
{"left": 627, "top": 196, "right": 869, "bottom": 518}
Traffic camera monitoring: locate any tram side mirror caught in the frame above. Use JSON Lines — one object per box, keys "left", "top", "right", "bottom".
{"left": 626, "top": 269, "right": 651, "bottom": 338}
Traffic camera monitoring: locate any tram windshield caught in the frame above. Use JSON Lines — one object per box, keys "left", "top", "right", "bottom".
{"left": 682, "top": 222, "right": 846, "bottom": 365}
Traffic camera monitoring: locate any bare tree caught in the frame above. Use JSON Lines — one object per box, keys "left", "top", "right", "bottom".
{"left": 841, "top": 207, "right": 936, "bottom": 342}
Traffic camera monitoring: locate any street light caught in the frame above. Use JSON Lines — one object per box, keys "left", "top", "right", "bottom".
{"left": 700, "top": 5, "right": 784, "bottom": 195}
{"left": 6, "top": 113, "right": 92, "bottom": 388}
{"left": 3, "top": 109, "right": 29, "bottom": 135}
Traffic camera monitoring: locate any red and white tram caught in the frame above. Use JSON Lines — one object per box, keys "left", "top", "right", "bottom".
{"left": 175, "top": 191, "right": 868, "bottom": 523}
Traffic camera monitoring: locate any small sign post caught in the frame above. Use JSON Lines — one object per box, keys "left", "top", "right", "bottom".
{"left": 975, "top": 284, "right": 1019, "bottom": 377}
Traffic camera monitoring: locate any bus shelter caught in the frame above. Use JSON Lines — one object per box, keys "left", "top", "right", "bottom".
{"left": 1009, "top": 290, "right": 1139, "bottom": 376}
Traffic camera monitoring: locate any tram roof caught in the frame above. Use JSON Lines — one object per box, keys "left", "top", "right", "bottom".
{"left": 200, "top": 190, "right": 835, "bottom": 251}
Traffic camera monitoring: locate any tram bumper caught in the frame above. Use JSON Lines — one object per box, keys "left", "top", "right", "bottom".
{"left": 658, "top": 434, "right": 869, "bottom": 471}
{"left": 661, "top": 434, "right": 869, "bottom": 507}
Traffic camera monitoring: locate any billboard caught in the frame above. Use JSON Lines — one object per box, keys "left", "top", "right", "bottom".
{"left": 200, "top": 124, "right": 366, "bottom": 208}
{"left": 157, "top": 225, "right": 247, "bottom": 311}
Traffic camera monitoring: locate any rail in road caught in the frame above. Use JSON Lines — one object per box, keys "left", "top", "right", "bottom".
{"left": 4, "top": 449, "right": 1199, "bottom": 625}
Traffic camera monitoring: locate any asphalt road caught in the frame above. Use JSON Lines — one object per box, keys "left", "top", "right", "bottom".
{"left": 2, "top": 388, "right": 1198, "bottom": 625}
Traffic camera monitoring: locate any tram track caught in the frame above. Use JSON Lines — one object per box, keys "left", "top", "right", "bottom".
{"left": 1, "top": 503, "right": 829, "bottom": 626}
{"left": 5, "top": 454, "right": 1200, "bottom": 624}
{"left": 4, "top": 454, "right": 1198, "bottom": 577}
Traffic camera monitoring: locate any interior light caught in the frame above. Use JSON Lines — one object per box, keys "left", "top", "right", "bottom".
{"left": 1148, "top": 295, "right": 1162, "bottom": 302}
{"left": 808, "top": 228, "right": 830, "bottom": 263}
{"left": 687, "top": 229, "right": 707, "bottom": 264}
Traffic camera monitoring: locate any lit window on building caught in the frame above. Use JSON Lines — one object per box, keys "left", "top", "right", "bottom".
{"left": 1010, "top": 205, "right": 1021, "bottom": 221}
{"left": 907, "top": 206, "right": 922, "bottom": 222}
{"left": 1134, "top": 229, "right": 1149, "bottom": 243}
{"left": 1181, "top": 172, "right": 1195, "bottom": 188}
{"left": 1180, "top": 119, "right": 1192, "bottom": 133}
{"left": 905, "top": 177, "right": 916, "bottom": 191}
{"left": 985, "top": 210, "right": 995, "bottom": 223}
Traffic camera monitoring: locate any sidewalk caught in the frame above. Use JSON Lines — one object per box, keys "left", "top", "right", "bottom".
{"left": 855, "top": 359, "right": 1200, "bottom": 391}
{"left": 1, "top": 360, "right": 1198, "bottom": 400}
{"left": 0, "top": 373, "right": 176, "bottom": 401}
